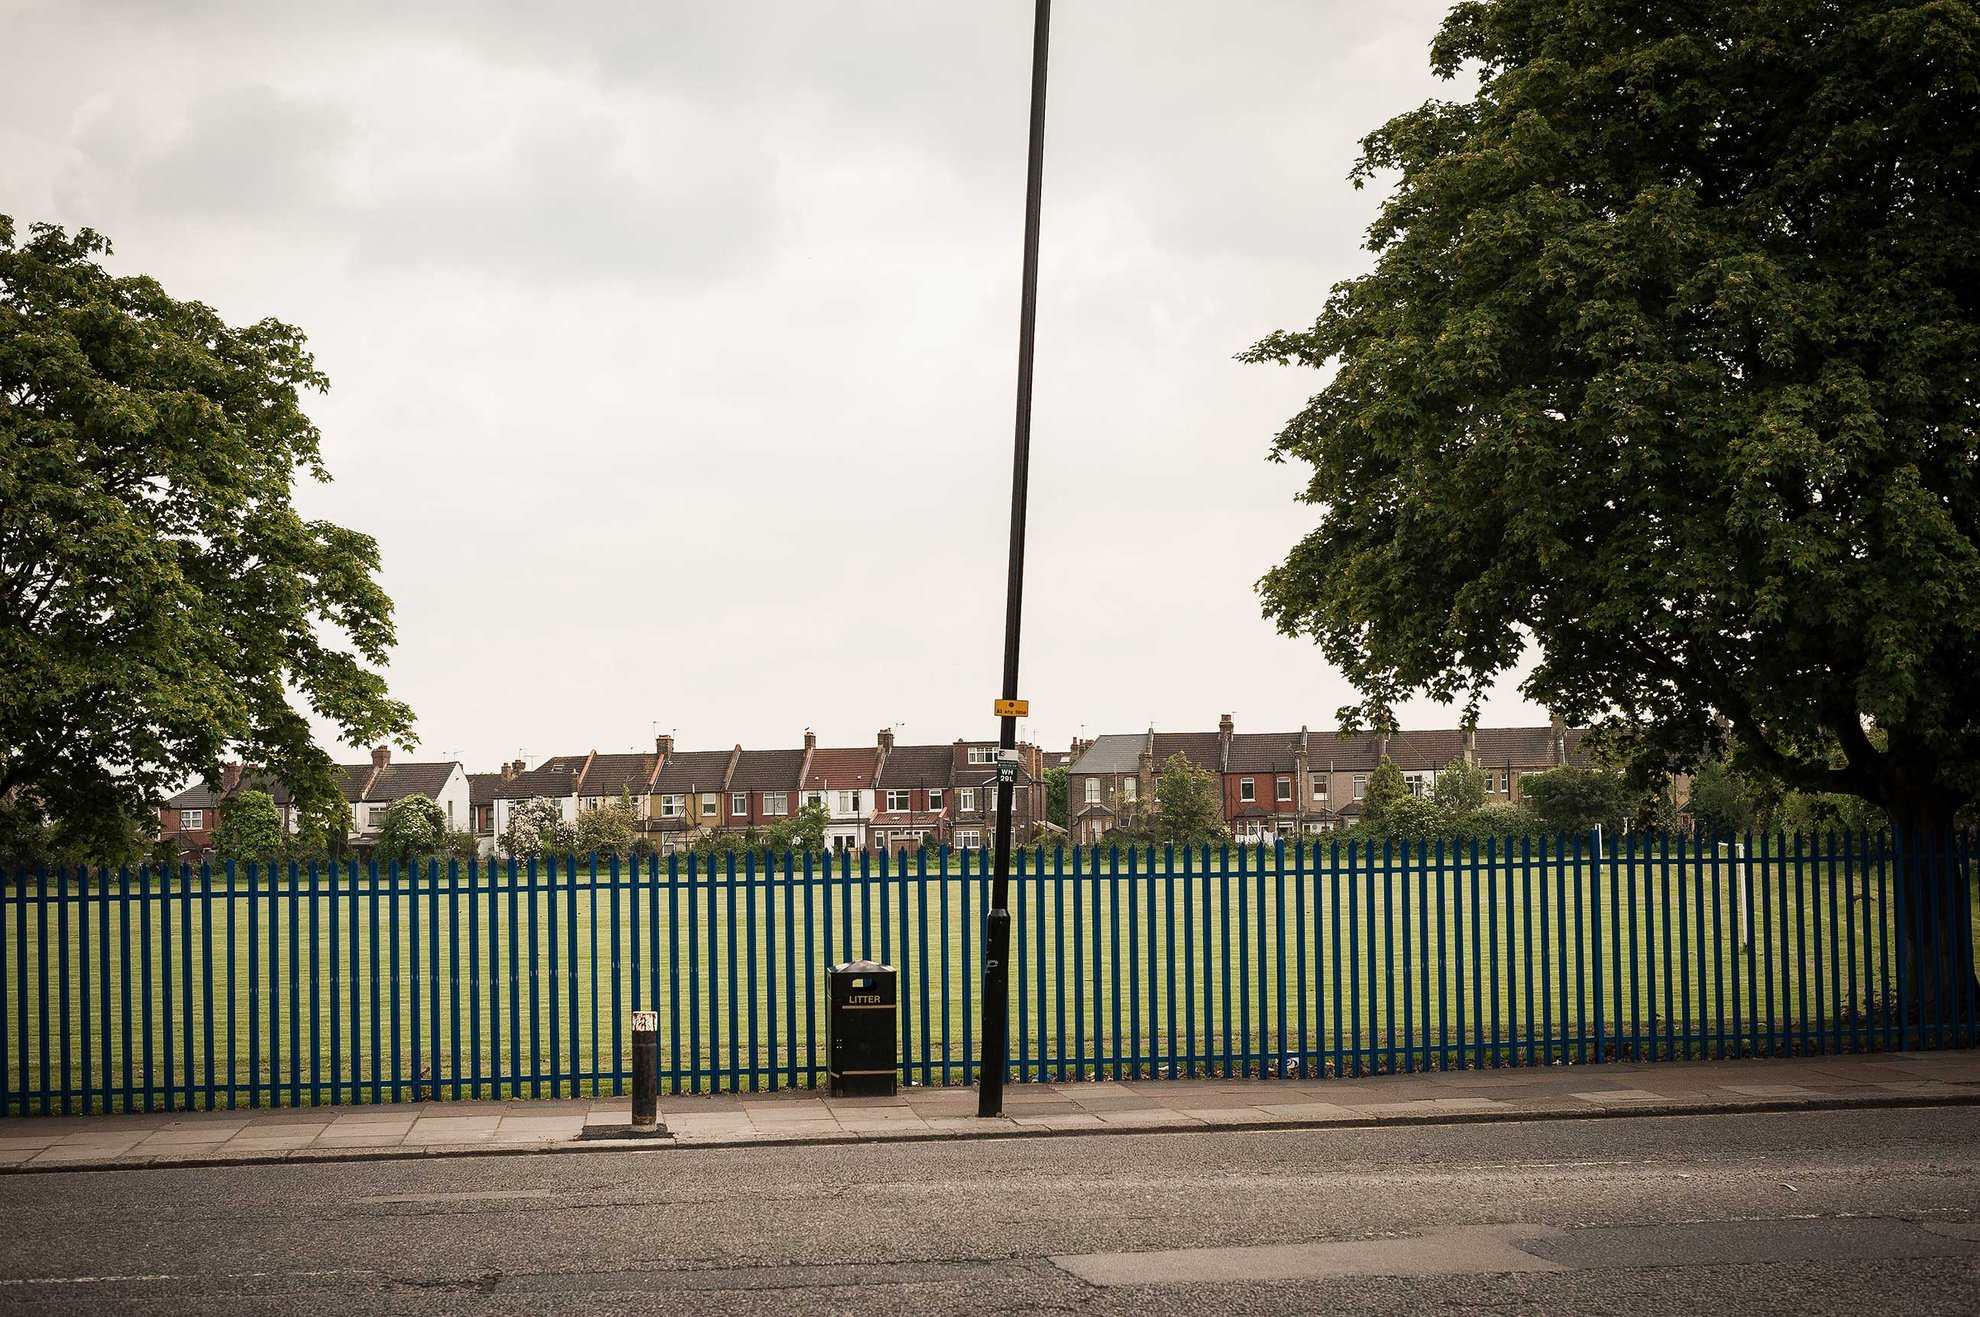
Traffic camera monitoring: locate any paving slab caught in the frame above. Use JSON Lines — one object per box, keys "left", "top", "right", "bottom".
{"left": 4, "top": 1051, "right": 1974, "bottom": 1171}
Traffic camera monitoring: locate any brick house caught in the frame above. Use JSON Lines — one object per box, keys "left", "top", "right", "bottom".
{"left": 159, "top": 764, "right": 300, "bottom": 861}
{"left": 719, "top": 746, "right": 805, "bottom": 834}
{"left": 797, "top": 736, "right": 879, "bottom": 853}
{"left": 1070, "top": 714, "right": 1593, "bottom": 841}
{"left": 644, "top": 742, "right": 736, "bottom": 852}
{"left": 1064, "top": 726, "right": 1223, "bottom": 846}
{"left": 946, "top": 740, "right": 1043, "bottom": 851}
{"left": 871, "top": 732, "right": 951, "bottom": 853}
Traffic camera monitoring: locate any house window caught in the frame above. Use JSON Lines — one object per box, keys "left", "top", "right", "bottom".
{"left": 1239, "top": 778, "right": 1255, "bottom": 802}
{"left": 804, "top": 792, "right": 824, "bottom": 809}
{"left": 700, "top": 794, "right": 719, "bottom": 817}
{"left": 958, "top": 830, "right": 981, "bottom": 849}
{"left": 580, "top": 796, "right": 602, "bottom": 812}
{"left": 660, "top": 794, "right": 684, "bottom": 818}
{"left": 764, "top": 792, "right": 788, "bottom": 816}
{"left": 1276, "top": 777, "right": 1292, "bottom": 802}
{"left": 968, "top": 746, "right": 999, "bottom": 764}
{"left": 928, "top": 787, "right": 945, "bottom": 810}
{"left": 1352, "top": 774, "right": 1367, "bottom": 800}
{"left": 885, "top": 789, "right": 912, "bottom": 813}
{"left": 1312, "top": 775, "right": 1328, "bottom": 801}
{"left": 366, "top": 804, "right": 388, "bottom": 829}
{"left": 1122, "top": 778, "right": 1137, "bottom": 802}
{"left": 182, "top": 809, "right": 203, "bottom": 831}
{"left": 731, "top": 792, "right": 748, "bottom": 816}
{"left": 958, "top": 787, "right": 976, "bottom": 812}
{"left": 1084, "top": 779, "right": 1099, "bottom": 805}
{"left": 1404, "top": 772, "right": 1427, "bottom": 796}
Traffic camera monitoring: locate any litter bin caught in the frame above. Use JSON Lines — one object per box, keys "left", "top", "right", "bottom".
{"left": 827, "top": 959, "right": 898, "bottom": 1097}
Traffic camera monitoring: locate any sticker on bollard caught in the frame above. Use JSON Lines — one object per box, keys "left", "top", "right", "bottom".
{"left": 827, "top": 960, "right": 898, "bottom": 1097}
{"left": 630, "top": 1009, "right": 665, "bottom": 1136}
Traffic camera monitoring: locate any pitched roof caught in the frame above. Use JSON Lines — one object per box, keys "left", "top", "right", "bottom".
{"left": 1150, "top": 731, "right": 1223, "bottom": 775}
{"left": 166, "top": 783, "right": 221, "bottom": 810}
{"left": 467, "top": 773, "right": 504, "bottom": 805}
{"left": 652, "top": 749, "right": 734, "bottom": 794}
{"left": 728, "top": 748, "right": 804, "bottom": 792}
{"left": 1225, "top": 733, "right": 1302, "bottom": 775}
{"left": 356, "top": 761, "right": 459, "bottom": 803}
{"left": 576, "top": 752, "right": 659, "bottom": 799}
{"left": 1387, "top": 728, "right": 1468, "bottom": 771}
{"left": 1066, "top": 733, "right": 1144, "bottom": 776}
{"left": 803, "top": 747, "right": 877, "bottom": 791}
{"left": 494, "top": 757, "right": 583, "bottom": 801}
{"left": 1304, "top": 731, "right": 1385, "bottom": 772}
{"left": 234, "top": 769, "right": 295, "bottom": 805}
{"left": 876, "top": 743, "right": 952, "bottom": 788}
{"left": 1468, "top": 726, "right": 1556, "bottom": 764}
{"left": 333, "top": 763, "right": 377, "bottom": 801}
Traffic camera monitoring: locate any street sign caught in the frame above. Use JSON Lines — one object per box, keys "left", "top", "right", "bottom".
{"left": 995, "top": 758, "right": 1018, "bottom": 783}
{"left": 993, "top": 698, "right": 1029, "bottom": 717}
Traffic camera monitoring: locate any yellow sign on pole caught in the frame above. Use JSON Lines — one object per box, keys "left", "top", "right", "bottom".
{"left": 992, "top": 698, "right": 1029, "bottom": 718}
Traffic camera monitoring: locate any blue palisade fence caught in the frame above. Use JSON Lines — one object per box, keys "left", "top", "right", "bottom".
{"left": 2, "top": 831, "right": 1976, "bottom": 1115}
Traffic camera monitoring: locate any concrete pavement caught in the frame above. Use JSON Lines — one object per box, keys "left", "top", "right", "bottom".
{"left": 3, "top": 1050, "right": 1976, "bottom": 1172}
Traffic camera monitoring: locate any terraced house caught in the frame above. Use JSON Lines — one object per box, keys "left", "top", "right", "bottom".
{"left": 1066, "top": 714, "right": 1590, "bottom": 844}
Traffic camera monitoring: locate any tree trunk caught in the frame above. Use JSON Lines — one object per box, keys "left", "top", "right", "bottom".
{"left": 1888, "top": 795, "right": 1979, "bottom": 1048}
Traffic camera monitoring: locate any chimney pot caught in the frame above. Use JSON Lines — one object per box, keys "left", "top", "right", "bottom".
{"left": 371, "top": 745, "right": 390, "bottom": 769}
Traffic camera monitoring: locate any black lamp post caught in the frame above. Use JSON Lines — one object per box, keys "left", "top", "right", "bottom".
{"left": 978, "top": 0, "right": 1052, "bottom": 1120}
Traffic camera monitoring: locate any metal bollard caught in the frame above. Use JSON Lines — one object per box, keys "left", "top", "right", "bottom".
{"left": 631, "top": 1010, "right": 662, "bottom": 1135}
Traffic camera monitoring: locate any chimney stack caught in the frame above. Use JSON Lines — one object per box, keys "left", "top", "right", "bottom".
{"left": 878, "top": 728, "right": 895, "bottom": 753}
{"left": 220, "top": 762, "right": 244, "bottom": 794}
{"left": 502, "top": 759, "right": 522, "bottom": 782}
{"left": 371, "top": 745, "right": 390, "bottom": 770}
{"left": 804, "top": 729, "right": 817, "bottom": 751}
{"left": 655, "top": 733, "right": 675, "bottom": 756}
{"left": 1549, "top": 710, "right": 1568, "bottom": 764}
{"left": 1463, "top": 727, "right": 1478, "bottom": 764}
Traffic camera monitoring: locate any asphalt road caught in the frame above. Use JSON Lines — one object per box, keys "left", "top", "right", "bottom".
{"left": 2, "top": 1106, "right": 1975, "bottom": 1314}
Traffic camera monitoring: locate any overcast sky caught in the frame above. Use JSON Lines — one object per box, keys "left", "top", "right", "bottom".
{"left": 4, "top": 0, "right": 1549, "bottom": 767}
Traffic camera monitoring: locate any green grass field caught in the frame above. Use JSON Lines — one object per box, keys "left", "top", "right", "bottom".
{"left": 5, "top": 843, "right": 1974, "bottom": 1114}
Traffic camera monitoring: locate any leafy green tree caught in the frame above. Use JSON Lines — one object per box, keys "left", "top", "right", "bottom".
{"left": 574, "top": 794, "right": 639, "bottom": 857}
{"left": 1043, "top": 765, "right": 1068, "bottom": 830}
{"left": 1239, "top": 3, "right": 1978, "bottom": 992}
{"left": 500, "top": 799, "right": 576, "bottom": 861}
{"left": 1149, "top": 752, "right": 1230, "bottom": 849}
{"left": 1360, "top": 757, "right": 1409, "bottom": 829}
{"left": 1687, "top": 761, "right": 1757, "bottom": 839}
{"left": 1, "top": 218, "right": 413, "bottom": 857}
{"left": 374, "top": 795, "right": 445, "bottom": 868}
{"left": 210, "top": 789, "right": 283, "bottom": 861}
{"left": 1520, "top": 768, "right": 1631, "bottom": 839}
{"left": 1431, "top": 758, "right": 1488, "bottom": 815}
{"left": 1771, "top": 790, "right": 1886, "bottom": 837}
{"left": 441, "top": 829, "right": 482, "bottom": 863}
{"left": 765, "top": 802, "right": 829, "bottom": 855}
